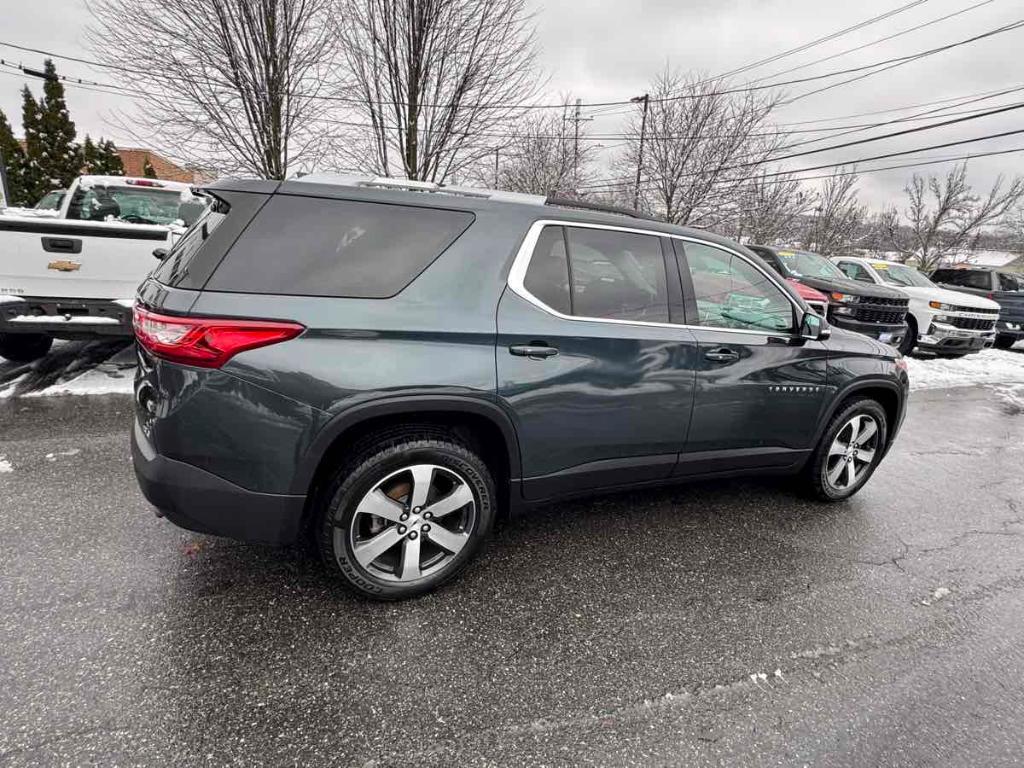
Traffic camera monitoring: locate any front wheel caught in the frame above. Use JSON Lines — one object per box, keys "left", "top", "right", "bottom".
{"left": 994, "top": 335, "right": 1017, "bottom": 350}
{"left": 897, "top": 317, "right": 917, "bottom": 356}
{"left": 317, "top": 429, "right": 496, "bottom": 600}
{"left": 0, "top": 332, "right": 53, "bottom": 362}
{"left": 803, "top": 398, "right": 888, "bottom": 501}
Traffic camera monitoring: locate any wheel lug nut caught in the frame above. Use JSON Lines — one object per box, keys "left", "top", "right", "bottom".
{"left": 400, "top": 513, "right": 409, "bottom": 521}
{"left": 414, "top": 506, "right": 422, "bottom": 513}
{"left": 409, "top": 531, "right": 418, "bottom": 540}
{"left": 397, "top": 525, "right": 407, "bottom": 534}
{"left": 424, "top": 511, "right": 433, "bottom": 520}
{"left": 422, "top": 524, "right": 431, "bottom": 532}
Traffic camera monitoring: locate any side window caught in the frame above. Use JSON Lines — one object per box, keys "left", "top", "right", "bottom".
{"left": 565, "top": 227, "right": 669, "bottom": 323}
{"left": 748, "top": 247, "right": 784, "bottom": 275}
{"left": 933, "top": 269, "right": 990, "bottom": 290}
{"left": 837, "top": 261, "right": 873, "bottom": 283}
{"left": 998, "top": 272, "right": 1023, "bottom": 292}
{"left": 683, "top": 242, "right": 795, "bottom": 333}
{"left": 523, "top": 226, "right": 571, "bottom": 315}
{"left": 206, "top": 196, "right": 474, "bottom": 298}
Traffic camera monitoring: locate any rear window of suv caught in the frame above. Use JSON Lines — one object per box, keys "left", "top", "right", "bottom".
{"left": 206, "top": 196, "right": 474, "bottom": 298}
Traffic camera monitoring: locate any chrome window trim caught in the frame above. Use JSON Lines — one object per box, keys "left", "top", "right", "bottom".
{"left": 506, "top": 219, "right": 804, "bottom": 337}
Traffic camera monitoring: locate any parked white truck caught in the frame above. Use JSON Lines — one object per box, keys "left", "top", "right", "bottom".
{"left": 0, "top": 175, "right": 206, "bottom": 361}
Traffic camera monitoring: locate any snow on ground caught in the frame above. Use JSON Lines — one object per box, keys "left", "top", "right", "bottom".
{"left": 29, "top": 366, "right": 135, "bottom": 397}
{"left": 0, "top": 457, "right": 13, "bottom": 473}
{"left": 905, "top": 348, "right": 1024, "bottom": 391}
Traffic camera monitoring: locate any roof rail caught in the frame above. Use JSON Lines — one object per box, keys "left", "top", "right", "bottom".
{"left": 291, "top": 173, "right": 546, "bottom": 205}
{"left": 543, "top": 195, "right": 658, "bottom": 221}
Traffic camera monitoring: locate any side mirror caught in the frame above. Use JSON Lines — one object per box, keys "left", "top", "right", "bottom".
{"left": 800, "top": 311, "right": 831, "bottom": 341}
{"left": 152, "top": 247, "right": 168, "bottom": 261}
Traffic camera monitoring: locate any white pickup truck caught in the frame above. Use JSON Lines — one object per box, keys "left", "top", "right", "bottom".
{"left": 0, "top": 175, "right": 206, "bottom": 361}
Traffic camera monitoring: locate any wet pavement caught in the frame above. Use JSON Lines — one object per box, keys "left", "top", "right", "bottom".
{"left": 1, "top": 386, "right": 1023, "bottom": 766}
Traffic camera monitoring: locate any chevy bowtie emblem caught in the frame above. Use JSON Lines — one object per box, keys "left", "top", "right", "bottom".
{"left": 47, "top": 260, "right": 81, "bottom": 272}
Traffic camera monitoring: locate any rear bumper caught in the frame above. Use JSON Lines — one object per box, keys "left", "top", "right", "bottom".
{"left": 132, "top": 419, "right": 306, "bottom": 545}
{"left": 0, "top": 296, "right": 133, "bottom": 337}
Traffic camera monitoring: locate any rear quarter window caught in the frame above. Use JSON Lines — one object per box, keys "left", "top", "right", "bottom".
{"left": 206, "top": 196, "right": 474, "bottom": 298}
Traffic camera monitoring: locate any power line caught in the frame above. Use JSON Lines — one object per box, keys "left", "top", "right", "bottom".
{"left": 2, "top": 18, "right": 1022, "bottom": 112}
{"left": 711, "top": 0, "right": 932, "bottom": 81}
{"left": 580, "top": 127, "right": 1024, "bottom": 191}
{"left": 748, "top": 0, "right": 997, "bottom": 85}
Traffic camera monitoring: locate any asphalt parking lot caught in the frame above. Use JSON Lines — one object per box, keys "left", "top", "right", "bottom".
{"left": 1, "top": 385, "right": 1023, "bottom": 766}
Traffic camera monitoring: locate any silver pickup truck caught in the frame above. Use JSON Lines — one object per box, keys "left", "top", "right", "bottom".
{"left": 0, "top": 175, "right": 205, "bottom": 361}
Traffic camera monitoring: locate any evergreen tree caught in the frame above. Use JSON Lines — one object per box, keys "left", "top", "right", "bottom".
{"left": 35, "top": 59, "right": 79, "bottom": 189}
{"left": 97, "top": 140, "right": 124, "bottom": 175}
{"left": 0, "top": 108, "right": 30, "bottom": 206}
{"left": 81, "top": 134, "right": 98, "bottom": 173}
{"left": 20, "top": 86, "right": 47, "bottom": 203}
{"left": 143, "top": 155, "right": 157, "bottom": 178}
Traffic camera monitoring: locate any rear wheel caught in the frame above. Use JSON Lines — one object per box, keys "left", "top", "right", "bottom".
{"left": 803, "top": 398, "right": 888, "bottom": 501}
{"left": 994, "top": 335, "right": 1017, "bottom": 350}
{"left": 317, "top": 429, "right": 496, "bottom": 600}
{"left": 0, "top": 333, "right": 53, "bottom": 362}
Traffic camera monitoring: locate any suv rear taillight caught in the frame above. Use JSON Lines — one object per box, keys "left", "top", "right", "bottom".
{"left": 133, "top": 305, "right": 304, "bottom": 368}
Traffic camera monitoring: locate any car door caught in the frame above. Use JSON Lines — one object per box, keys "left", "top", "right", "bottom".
{"left": 496, "top": 221, "right": 698, "bottom": 501}
{"left": 673, "top": 239, "right": 829, "bottom": 475}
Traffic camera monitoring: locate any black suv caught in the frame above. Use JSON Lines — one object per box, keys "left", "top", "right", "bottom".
{"left": 132, "top": 176, "right": 909, "bottom": 599}
{"left": 930, "top": 266, "right": 1024, "bottom": 350}
{"left": 747, "top": 246, "right": 910, "bottom": 348}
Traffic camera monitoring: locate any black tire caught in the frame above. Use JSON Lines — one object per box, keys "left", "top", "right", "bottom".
{"left": 803, "top": 397, "right": 888, "bottom": 502}
{"left": 316, "top": 428, "right": 496, "bottom": 600}
{"left": 0, "top": 332, "right": 53, "bottom": 362}
{"left": 897, "top": 316, "right": 917, "bottom": 356}
{"left": 994, "top": 335, "right": 1017, "bottom": 350}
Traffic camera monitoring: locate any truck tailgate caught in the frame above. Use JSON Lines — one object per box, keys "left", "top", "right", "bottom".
{"left": 0, "top": 217, "right": 171, "bottom": 300}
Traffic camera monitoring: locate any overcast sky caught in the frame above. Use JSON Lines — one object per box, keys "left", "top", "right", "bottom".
{"left": 1, "top": 0, "right": 1021, "bottom": 208}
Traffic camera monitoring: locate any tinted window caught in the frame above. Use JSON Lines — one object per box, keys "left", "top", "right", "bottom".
{"left": 207, "top": 196, "right": 474, "bottom": 298}
{"left": 837, "top": 261, "right": 874, "bottom": 283}
{"left": 932, "top": 269, "right": 992, "bottom": 290}
{"left": 523, "top": 226, "right": 571, "bottom": 314}
{"left": 998, "top": 272, "right": 1023, "bottom": 292}
{"left": 152, "top": 200, "right": 229, "bottom": 286}
{"left": 747, "top": 246, "right": 784, "bottom": 275}
{"left": 684, "top": 242, "right": 794, "bottom": 333}
{"left": 566, "top": 228, "right": 669, "bottom": 323}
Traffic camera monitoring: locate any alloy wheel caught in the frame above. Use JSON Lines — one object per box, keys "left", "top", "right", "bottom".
{"left": 823, "top": 414, "right": 880, "bottom": 492}
{"left": 338, "top": 463, "right": 476, "bottom": 583}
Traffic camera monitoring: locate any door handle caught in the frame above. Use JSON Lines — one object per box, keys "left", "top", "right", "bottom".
{"left": 704, "top": 347, "right": 740, "bottom": 363}
{"left": 509, "top": 344, "right": 559, "bottom": 360}
{"left": 41, "top": 236, "right": 82, "bottom": 254}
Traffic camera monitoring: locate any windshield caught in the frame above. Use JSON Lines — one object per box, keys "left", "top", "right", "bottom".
{"left": 35, "top": 190, "right": 66, "bottom": 210}
{"left": 776, "top": 250, "right": 846, "bottom": 280}
{"left": 869, "top": 261, "right": 933, "bottom": 288}
{"left": 66, "top": 185, "right": 187, "bottom": 225}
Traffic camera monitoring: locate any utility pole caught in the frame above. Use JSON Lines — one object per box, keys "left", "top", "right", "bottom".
{"left": 631, "top": 94, "right": 649, "bottom": 210}
{"left": 494, "top": 147, "right": 500, "bottom": 188}
{"left": 0, "top": 147, "right": 9, "bottom": 208}
{"left": 567, "top": 98, "right": 592, "bottom": 194}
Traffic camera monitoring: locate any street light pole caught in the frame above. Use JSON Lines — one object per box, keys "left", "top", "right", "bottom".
{"left": 631, "top": 94, "right": 649, "bottom": 210}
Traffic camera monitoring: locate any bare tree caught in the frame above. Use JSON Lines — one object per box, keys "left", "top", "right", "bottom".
{"left": 486, "top": 100, "right": 595, "bottom": 196}
{"left": 617, "top": 69, "right": 782, "bottom": 227}
{"left": 733, "top": 170, "right": 813, "bottom": 245}
{"left": 89, "top": 0, "right": 338, "bottom": 179}
{"left": 884, "top": 163, "right": 1024, "bottom": 271}
{"left": 335, "top": 0, "right": 541, "bottom": 183}
{"left": 802, "top": 169, "right": 865, "bottom": 257}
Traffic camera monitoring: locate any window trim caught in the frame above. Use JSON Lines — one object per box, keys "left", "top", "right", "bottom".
{"left": 508, "top": 219, "right": 803, "bottom": 336}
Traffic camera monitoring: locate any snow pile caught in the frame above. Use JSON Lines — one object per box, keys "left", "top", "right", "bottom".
{"left": 0, "top": 457, "right": 13, "bottom": 473}
{"left": 29, "top": 367, "right": 134, "bottom": 397}
{"left": 906, "top": 348, "right": 1024, "bottom": 391}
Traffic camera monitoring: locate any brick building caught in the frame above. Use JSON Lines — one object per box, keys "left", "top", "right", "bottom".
{"left": 115, "top": 148, "right": 215, "bottom": 184}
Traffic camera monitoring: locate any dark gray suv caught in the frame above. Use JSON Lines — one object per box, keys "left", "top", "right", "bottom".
{"left": 132, "top": 175, "right": 909, "bottom": 599}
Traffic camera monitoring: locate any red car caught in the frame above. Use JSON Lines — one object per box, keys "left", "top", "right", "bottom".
{"left": 787, "top": 278, "right": 828, "bottom": 316}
